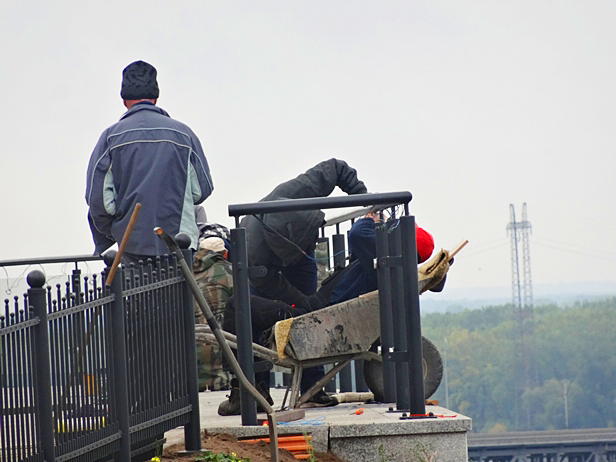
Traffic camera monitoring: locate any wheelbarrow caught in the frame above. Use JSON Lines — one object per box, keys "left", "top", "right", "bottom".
{"left": 197, "top": 242, "right": 466, "bottom": 409}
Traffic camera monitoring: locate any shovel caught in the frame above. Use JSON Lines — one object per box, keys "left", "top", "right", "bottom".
{"left": 154, "top": 227, "right": 280, "bottom": 462}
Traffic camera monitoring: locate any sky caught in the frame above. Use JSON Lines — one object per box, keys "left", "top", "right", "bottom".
{"left": 1, "top": 1, "right": 615, "bottom": 296}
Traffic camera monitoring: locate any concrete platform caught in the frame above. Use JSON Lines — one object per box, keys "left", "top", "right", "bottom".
{"left": 165, "top": 388, "right": 472, "bottom": 461}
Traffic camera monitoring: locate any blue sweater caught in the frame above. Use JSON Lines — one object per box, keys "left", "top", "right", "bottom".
{"left": 328, "top": 218, "right": 379, "bottom": 305}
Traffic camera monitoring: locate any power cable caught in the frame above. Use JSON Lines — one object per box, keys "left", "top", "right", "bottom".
{"left": 455, "top": 242, "right": 509, "bottom": 259}
{"left": 534, "top": 235, "right": 616, "bottom": 258}
{"left": 533, "top": 242, "right": 616, "bottom": 263}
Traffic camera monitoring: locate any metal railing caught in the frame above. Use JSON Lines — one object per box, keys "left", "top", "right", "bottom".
{"left": 0, "top": 247, "right": 200, "bottom": 461}
{"left": 227, "top": 191, "right": 427, "bottom": 425}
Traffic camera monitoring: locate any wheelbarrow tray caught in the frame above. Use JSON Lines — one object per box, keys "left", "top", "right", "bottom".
{"left": 273, "top": 248, "right": 451, "bottom": 362}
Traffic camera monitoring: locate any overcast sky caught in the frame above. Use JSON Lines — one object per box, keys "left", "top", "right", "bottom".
{"left": 1, "top": 1, "right": 615, "bottom": 294}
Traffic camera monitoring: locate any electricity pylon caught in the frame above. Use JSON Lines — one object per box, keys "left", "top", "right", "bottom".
{"left": 506, "top": 203, "right": 535, "bottom": 430}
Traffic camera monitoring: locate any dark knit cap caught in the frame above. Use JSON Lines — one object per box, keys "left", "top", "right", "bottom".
{"left": 120, "top": 61, "right": 159, "bottom": 100}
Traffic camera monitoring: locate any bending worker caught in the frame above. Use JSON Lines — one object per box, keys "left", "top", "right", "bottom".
{"left": 218, "top": 158, "right": 368, "bottom": 415}
{"left": 221, "top": 210, "right": 442, "bottom": 414}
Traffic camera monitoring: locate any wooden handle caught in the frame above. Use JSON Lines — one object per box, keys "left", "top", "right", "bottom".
{"left": 105, "top": 203, "right": 142, "bottom": 286}
{"left": 448, "top": 239, "right": 469, "bottom": 259}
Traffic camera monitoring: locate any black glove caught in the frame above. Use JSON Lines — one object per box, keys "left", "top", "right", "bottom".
{"left": 295, "top": 292, "right": 328, "bottom": 313}
{"left": 307, "top": 292, "right": 328, "bottom": 312}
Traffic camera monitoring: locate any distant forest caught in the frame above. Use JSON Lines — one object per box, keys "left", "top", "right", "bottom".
{"left": 421, "top": 297, "right": 616, "bottom": 433}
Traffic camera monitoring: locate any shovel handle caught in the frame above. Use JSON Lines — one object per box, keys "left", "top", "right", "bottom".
{"left": 105, "top": 203, "right": 141, "bottom": 286}
{"left": 448, "top": 240, "right": 469, "bottom": 259}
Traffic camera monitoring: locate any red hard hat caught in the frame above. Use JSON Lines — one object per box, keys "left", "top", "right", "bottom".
{"left": 415, "top": 223, "right": 434, "bottom": 263}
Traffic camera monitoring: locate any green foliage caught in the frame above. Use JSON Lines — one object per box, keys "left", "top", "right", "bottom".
{"left": 195, "top": 450, "right": 249, "bottom": 462}
{"left": 303, "top": 431, "right": 316, "bottom": 462}
{"left": 422, "top": 297, "right": 616, "bottom": 432}
{"left": 378, "top": 444, "right": 386, "bottom": 462}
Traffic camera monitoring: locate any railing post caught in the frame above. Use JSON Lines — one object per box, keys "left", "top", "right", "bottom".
{"left": 106, "top": 258, "right": 132, "bottom": 461}
{"left": 318, "top": 235, "right": 337, "bottom": 394}
{"left": 332, "top": 226, "right": 353, "bottom": 392}
{"left": 180, "top": 245, "right": 202, "bottom": 450}
{"left": 230, "top": 227, "right": 258, "bottom": 425}
{"left": 28, "top": 270, "right": 55, "bottom": 462}
{"left": 400, "top": 215, "right": 426, "bottom": 415}
{"left": 375, "top": 225, "right": 396, "bottom": 403}
{"left": 389, "top": 223, "right": 410, "bottom": 410}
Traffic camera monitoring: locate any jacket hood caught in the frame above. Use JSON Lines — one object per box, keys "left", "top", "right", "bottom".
{"left": 261, "top": 208, "right": 324, "bottom": 266}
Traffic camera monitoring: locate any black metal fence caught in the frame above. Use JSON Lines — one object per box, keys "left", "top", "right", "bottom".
{"left": 228, "top": 191, "right": 427, "bottom": 425}
{"left": 0, "top": 249, "right": 200, "bottom": 461}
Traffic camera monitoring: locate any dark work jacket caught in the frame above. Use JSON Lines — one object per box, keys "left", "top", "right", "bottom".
{"left": 86, "top": 102, "right": 213, "bottom": 255}
{"left": 241, "top": 159, "right": 367, "bottom": 306}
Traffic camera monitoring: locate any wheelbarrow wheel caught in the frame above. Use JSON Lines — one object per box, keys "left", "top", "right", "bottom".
{"left": 363, "top": 336, "right": 443, "bottom": 401}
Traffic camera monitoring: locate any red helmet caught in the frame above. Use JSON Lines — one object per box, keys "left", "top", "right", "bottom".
{"left": 415, "top": 223, "right": 434, "bottom": 263}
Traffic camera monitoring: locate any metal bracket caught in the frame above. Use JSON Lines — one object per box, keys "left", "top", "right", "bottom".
{"left": 400, "top": 413, "right": 438, "bottom": 420}
{"left": 248, "top": 266, "right": 267, "bottom": 278}
{"left": 384, "top": 351, "right": 408, "bottom": 363}
{"left": 378, "top": 256, "right": 402, "bottom": 268}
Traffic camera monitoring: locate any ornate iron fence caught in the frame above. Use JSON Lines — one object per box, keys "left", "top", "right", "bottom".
{"left": 0, "top": 248, "right": 200, "bottom": 461}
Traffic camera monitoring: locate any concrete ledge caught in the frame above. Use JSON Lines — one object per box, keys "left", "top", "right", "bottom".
{"left": 331, "top": 431, "right": 469, "bottom": 462}
{"left": 329, "top": 411, "right": 471, "bottom": 438}
{"left": 165, "top": 389, "right": 472, "bottom": 460}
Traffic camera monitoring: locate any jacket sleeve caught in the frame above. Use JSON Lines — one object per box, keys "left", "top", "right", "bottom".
{"left": 267, "top": 158, "right": 367, "bottom": 200}
{"left": 187, "top": 128, "right": 214, "bottom": 204}
{"left": 249, "top": 264, "right": 310, "bottom": 307}
{"left": 85, "top": 130, "right": 116, "bottom": 254}
{"left": 348, "top": 218, "right": 378, "bottom": 273}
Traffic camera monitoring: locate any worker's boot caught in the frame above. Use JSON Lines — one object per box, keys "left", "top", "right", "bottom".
{"left": 217, "top": 379, "right": 241, "bottom": 416}
{"left": 302, "top": 389, "right": 339, "bottom": 408}
{"left": 217, "top": 379, "right": 274, "bottom": 416}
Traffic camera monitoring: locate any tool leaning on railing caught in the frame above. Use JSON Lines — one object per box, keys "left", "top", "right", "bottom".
{"left": 154, "top": 227, "right": 282, "bottom": 462}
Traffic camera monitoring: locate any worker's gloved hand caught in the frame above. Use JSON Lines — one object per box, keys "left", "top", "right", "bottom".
{"left": 449, "top": 257, "right": 455, "bottom": 266}
{"left": 307, "top": 292, "right": 328, "bottom": 312}
{"left": 295, "top": 292, "right": 328, "bottom": 313}
{"left": 284, "top": 304, "right": 307, "bottom": 318}
{"left": 429, "top": 274, "right": 447, "bottom": 293}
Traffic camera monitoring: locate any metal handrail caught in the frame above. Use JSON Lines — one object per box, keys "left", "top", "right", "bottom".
{"left": 0, "top": 254, "right": 102, "bottom": 268}
{"left": 228, "top": 191, "right": 412, "bottom": 220}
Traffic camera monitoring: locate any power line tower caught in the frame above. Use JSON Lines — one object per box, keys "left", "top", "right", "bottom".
{"left": 520, "top": 203, "right": 533, "bottom": 310}
{"left": 507, "top": 203, "right": 533, "bottom": 309}
{"left": 506, "top": 203, "right": 535, "bottom": 430}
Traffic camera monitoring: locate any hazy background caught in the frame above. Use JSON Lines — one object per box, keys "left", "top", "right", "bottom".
{"left": 1, "top": 1, "right": 615, "bottom": 302}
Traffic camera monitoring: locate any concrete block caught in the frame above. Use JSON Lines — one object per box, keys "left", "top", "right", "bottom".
{"left": 330, "top": 431, "right": 468, "bottom": 462}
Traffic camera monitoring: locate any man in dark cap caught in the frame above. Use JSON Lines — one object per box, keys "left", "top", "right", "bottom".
{"left": 86, "top": 60, "right": 213, "bottom": 264}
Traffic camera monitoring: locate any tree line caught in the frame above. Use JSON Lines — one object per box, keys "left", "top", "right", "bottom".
{"left": 421, "top": 297, "right": 616, "bottom": 432}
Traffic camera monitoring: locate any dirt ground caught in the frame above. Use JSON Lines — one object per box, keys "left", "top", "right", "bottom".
{"left": 161, "top": 431, "right": 345, "bottom": 462}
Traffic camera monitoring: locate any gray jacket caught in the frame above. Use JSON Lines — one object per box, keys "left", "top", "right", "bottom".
{"left": 86, "top": 102, "right": 213, "bottom": 256}
{"left": 241, "top": 158, "right": 367, "bottom": 305}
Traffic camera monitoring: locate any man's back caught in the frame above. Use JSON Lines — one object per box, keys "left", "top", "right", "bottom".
{"left": 86, "top": 61, "right": 212, "bottom": 259}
